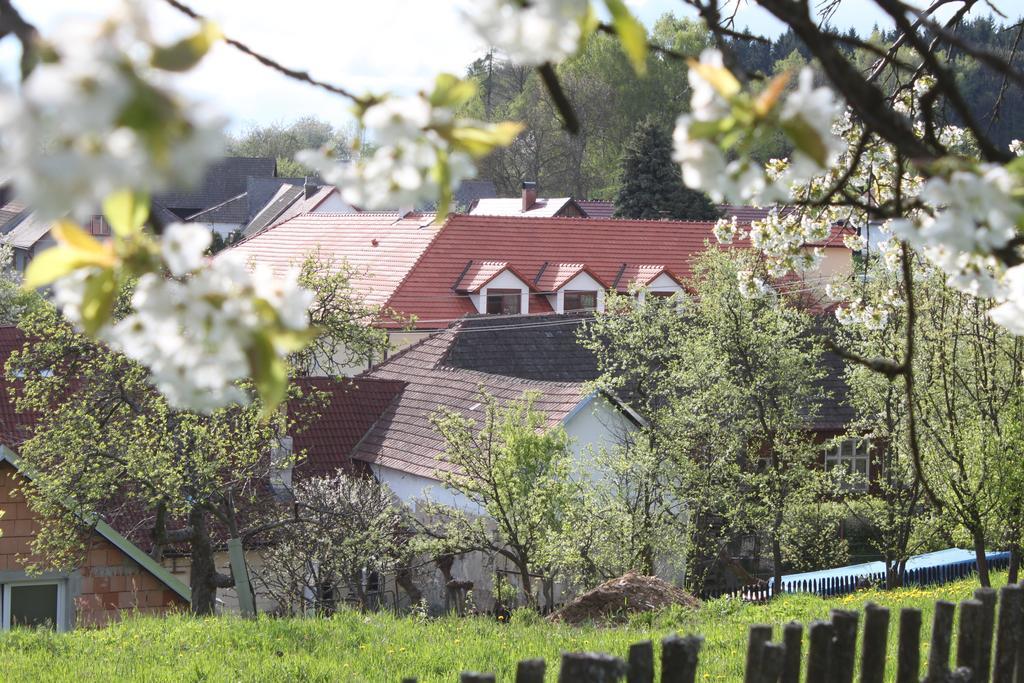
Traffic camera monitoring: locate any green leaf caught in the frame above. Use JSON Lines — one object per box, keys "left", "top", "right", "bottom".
{"left": 434, "top": 148, "right": 453, "bottom": 223}
{"left": 79, "top": 268, "right": 118, "bottom": 335}
{"left": 429, "top": 73, "right": 478, "bottom": 108}
{"left": 247, "top": 332, "right": 289, "bottom": 421}
{"left": 687, "top": 58, "right": 741, "bottom": 99}
{"left": 605, "top": 0, "right": 647, "bottom": 75}
{"left": 151, "top": 21, "right": 222, "bottom": 72}
{"left": 102, "top": 190, "right": 150, "bottom": 238}
{"left": 23, "top": 248, "right": 96, "bottom": 290}
{"left": 450, "top": 122, "right": 525, "bottom": 157}
{"left": 782, "top": 117, "right": 828, "bottom": 167}
{"left": 268, "top": 327, "right": 319, "bottom": 354}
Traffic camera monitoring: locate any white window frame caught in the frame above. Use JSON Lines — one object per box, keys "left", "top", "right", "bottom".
{"left": 825, "top": 438, "right": 871, "bottom": 490}
{"left": 2, "top": 579, "right": 68, "bottom": 632}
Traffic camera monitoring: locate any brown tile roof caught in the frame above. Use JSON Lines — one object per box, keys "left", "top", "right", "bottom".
{"left": 352, "top": 322, "right": 589, "bottom": 480}
{"left": 0, "top": 327, "right": 32, "bottom": 448}
{"left": 576, "top": 200, "right": 616, "bottom": 218}
{"left": 291, "top": 376, "right": 405, "bottom": 479}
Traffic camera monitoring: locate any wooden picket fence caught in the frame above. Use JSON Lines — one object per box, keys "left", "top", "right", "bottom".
{"left": 402, "top": 582, "right": 1024, "bottom": 682}
{"left": 701, "top": 555, "right": 1014, "bottom": 602}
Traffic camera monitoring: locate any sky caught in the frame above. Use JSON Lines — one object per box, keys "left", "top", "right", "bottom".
{"left": 0, "top": 0, "right": 1015, "bottom": 133}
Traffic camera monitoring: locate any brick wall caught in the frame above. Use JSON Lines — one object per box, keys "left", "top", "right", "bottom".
{"left": 0, "top": 462, "right": 188, "bottom": 628}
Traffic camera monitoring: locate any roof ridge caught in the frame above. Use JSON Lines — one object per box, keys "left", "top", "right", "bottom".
{"left": 447, "top": 214, "right": 720, "bottom": 226}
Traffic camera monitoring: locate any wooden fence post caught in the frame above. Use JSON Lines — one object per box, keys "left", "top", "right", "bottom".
{"left": 662, "top": 634, "right": 703, "bottom": 683}
{"left": 896, "top": 608, "right": 922, "bottom": 683}
{"left": 927, "top": 601, "right": 956, "bottom": 682}
{"left": 516, "top": 659, "right": 546, "bottom": 683}
{"left": 860, "top": 602, "right": 889, "bottom": 683}
{"left": 756, "top": 643, "right": 786, "bottom": 683}
{"left": 744, "top": 625, "right": 773, "bottom": 683}
{"left": 781, "top": 621, "right": 803, "bottom": 683}
{"left": 828, "top": 609, "right": 859, "bottom": 683}
{"left": 974, "top": 587, "right": 997, "bottom": 682}
{"left": 956, "top": 599, "right": 984, "bottom": 676}
{"left": 559, "top": 653, "right": 627, "bottom": 683}
{"left": 806, "top": 621, "right": 834, "bottom": 683}
{"left": 627, "top": 641, "right": 654, "bottom": 683}
{"left": 993, "top": 584, "right": 1022, "bottom": 683}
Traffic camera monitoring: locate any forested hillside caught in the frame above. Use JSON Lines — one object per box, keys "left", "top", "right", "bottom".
{"left": 460, "top": 14, "right": 1024, "bottom": 200}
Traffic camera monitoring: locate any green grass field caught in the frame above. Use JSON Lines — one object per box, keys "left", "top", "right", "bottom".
{"left": 0, "top": 573, "right": 1012, "bottom": 682}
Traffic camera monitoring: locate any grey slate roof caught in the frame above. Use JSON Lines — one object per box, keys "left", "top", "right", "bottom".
{"left": 155, "top": 157, "right": 277, "bottom": 217}
{"left": 442, "top": 313, "right": 599, "bottom": 382}
{"left": 246, "top": 177, "right": 306, "bottom": 220}
{"left": 243, "top": 184, "right": 305, "bottom": 237}
{"left": 454, "top": 180, "right": 497, "bottom": 208}
{"left": 185, "top": 193, "right": 249, "bottom": 223}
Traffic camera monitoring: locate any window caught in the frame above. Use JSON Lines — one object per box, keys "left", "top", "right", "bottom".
{"left": 2, "top": 581, "right": 66, "bottom": 631}
{"left": 648, "top": 291, "right": 677, "bottom": 300}
{"left": 563, "top": 290, "right": 597, "bottom": 311}
{"left": 486, "top": 289, "right": 521, "bottom": 315}
{"left": 825, "top": 439, "right": 871, "bottom": 490}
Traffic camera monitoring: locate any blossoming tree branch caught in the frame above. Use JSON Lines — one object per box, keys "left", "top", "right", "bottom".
{"left": 0, "top": 0, "right": 1022, "bottom": 422}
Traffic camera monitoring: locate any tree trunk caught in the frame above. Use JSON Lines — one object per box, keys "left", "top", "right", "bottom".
{"left": 971, "top": 528, "right": 991, "bottom": 588}
{"left": 396, "top": 566, "right": 423, "bottom": 606}
{"left": 515, "top": 557, "right": 536, "bottom": 610}
{"left": 1008, "top": 542, "right": 1020, "bottom": 584}
{"left": 188, "top": 507, "right": 223, "bottom": 615}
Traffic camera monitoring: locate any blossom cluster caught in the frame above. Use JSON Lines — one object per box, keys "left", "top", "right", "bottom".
{"left": 736, "top": 269, "right": 774, "bottom": 299}
{"left": 461, "top": 0, "right": 588, "bottom": 66}
{"left": 0, "top": 2, "right": 225, "bottom": 220}
{"left": 746, "top": 210, "right": 829, "bottom": 277}
{"left": 833, "top": 288, "right": 903, "bottom": 331}
{"left": 672, "top": 50, "right": 845, "bottom": 206}
{"left": 51, "top": 223, "right": 314, "bottom": 412}
{"left": 298, "top": 94, "right": 476, "bottom": 212}
{"left": 889, "top": 165, "right": 1023, "bottom": 299}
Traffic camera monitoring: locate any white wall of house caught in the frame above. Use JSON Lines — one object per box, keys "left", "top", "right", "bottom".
{"left": 635, "top": 273, "right": 683, "bottom": 304}
{"left": 551, "top": 271, "right": 605, "bottom": 313}
{"left": 471, "top": 270, "right": 531, "bottom": 315}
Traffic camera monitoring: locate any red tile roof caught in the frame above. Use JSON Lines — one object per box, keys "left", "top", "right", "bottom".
{"left": 386, "top": 215, "right": 737, "bottom": 326}
{"left": 225, "top": 211, "right": 441, "bottom": 307}
{"left": 534, "top": 263, "right": 608, "bottom": 292}
{"left": 291, "top": 377, "right": 406, "bottom": 479}
{"left": 230, "top": 212, "right": 851, "bottom": 330}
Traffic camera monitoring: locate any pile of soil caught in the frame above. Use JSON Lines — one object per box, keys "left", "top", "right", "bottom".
{"left": 549, "top": 571, "right": 700, "bottom": 625}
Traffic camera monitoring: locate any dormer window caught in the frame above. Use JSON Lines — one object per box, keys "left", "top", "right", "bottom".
{"left": 486, "top": 289, "right": 522, "bottom": 315}
{"left": 563, "top": 290, "right": 597, "bottom": 311}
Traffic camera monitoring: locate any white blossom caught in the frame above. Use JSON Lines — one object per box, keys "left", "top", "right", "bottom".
{"left": 1010, "top": 139, "right": 1024, "bottom": 157}
{"left": 161, "top": 223, "right": 212, "bottom": 278}
{"left": 989, "top": 265, "right": 1024, "bottom": 335}
{"left": 713, "top": 216, "right": 745, "bottom": 244}
{"left": 779, "top": 68, "right": 846, "bottom": 183}
{"left": 843, "top": 233, "right": 866, "bottom": 251}
{"left": 461, "top": 0, "right": 588, "bottom": 67}
{"left": 299, "top": 95, "right": 479, "bottom": 211}
{"left": 737, "top": 270, "right": 774, "bottom": 299}
{"left": 0, "top": 3, "right": 225, "bottom": 220}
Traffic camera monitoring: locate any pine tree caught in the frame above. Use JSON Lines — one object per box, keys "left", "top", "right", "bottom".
{"left": 614, "top": 117, "right": 720, "bottom": 221}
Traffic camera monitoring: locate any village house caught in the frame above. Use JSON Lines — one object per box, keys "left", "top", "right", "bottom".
{"left": 0, "top": 330, "right": 190, "bottom": 630}
{"left": 226, "top": 199, "right": 855, "bottom": 373}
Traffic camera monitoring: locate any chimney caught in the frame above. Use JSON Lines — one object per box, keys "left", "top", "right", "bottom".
{"left": 303, "top": 176, "right": 317, "bottom": 199}
{"left": 521, "top": 181, "right": 537, "bottom": 212}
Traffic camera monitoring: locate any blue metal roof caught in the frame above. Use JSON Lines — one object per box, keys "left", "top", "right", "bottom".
{"left": 772, "top": 548, "right": 1010, "bottom": 587}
